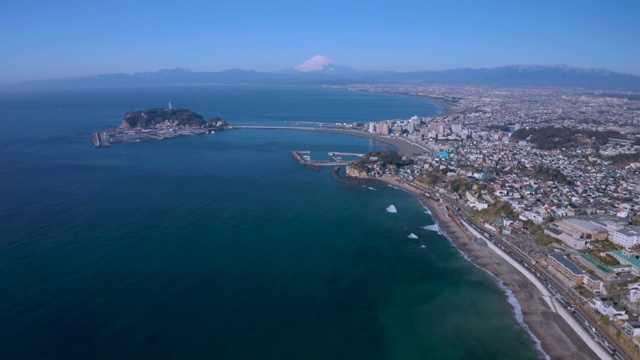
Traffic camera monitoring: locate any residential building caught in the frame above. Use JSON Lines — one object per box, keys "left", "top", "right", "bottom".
{"left": 547, "top": 253, "right": 602, "bottom": 293}
{"left": 611, "top": 250, "right": 640, "bottom": 276}
{"left": 610, "top": 226, "right": 640, "bottom": 248}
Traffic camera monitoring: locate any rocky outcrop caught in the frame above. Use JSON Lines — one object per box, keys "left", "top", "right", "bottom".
{"left": 345, "top": 164, "right": 369, "bottom": 178}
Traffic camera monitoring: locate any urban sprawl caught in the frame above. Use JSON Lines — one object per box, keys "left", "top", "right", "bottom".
{"left": 335, "top": 84, "right": 640, "bottom": 355}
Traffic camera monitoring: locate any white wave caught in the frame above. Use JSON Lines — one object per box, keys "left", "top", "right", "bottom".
{"left": 422, "top": 224, "right": 441, "bottom": 234}
{"left": 496, "top": 279, "right": 550, "bottom": 359}
{"left": 408, "top": 233, "right": 418, "bottom": 239}
{"left": 387, "top": 184, "right": 401, "bottom": 190}
{"left": 419, "top": 244, "right": 426, "bottom": 248}
{"left": 386, "top": 205, "right": 397, "bottom": 213}
{"left": 368, "top": 187, "right": 376, "bottom": 190}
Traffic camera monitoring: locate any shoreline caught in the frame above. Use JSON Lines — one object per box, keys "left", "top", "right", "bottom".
{"left": 312, "top": 128, "right": 430, "bottom": 158}
{"left": 375, "top": 175, "right": 600, "bottom": 360}
{"left": 345, "top": 88, "right": 456, "bottom": 117}
{"left": 402, "top": 93, "right": 457, "bottom": 116}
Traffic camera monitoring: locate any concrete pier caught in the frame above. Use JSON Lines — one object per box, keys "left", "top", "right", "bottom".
{"left": 292, "top": 151, "right": 321, "bottom": 171}
{"left": 91, "top": 132, "right": 111, "bottom": 148}
{"left": 292, "top": 150, "right": 361, "bottom": 170}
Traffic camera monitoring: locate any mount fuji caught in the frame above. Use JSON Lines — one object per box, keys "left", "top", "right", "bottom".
{"left": 4, "top": 55, "right": 640, "bottom": 91}
{"left": 292, "top": 55, "right": 355, "bottom": 74}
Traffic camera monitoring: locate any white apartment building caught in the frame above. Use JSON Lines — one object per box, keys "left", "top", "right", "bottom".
{"left": 611, "top": 226, "right": 640, "bottom": 248}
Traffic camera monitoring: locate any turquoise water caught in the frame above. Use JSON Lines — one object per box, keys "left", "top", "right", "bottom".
{"left": 0, "top": 86, "right": 541, "bottom": 359}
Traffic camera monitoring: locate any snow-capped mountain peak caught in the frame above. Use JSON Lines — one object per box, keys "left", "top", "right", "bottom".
{"left": 294, "top": 55, "right": 335, "bottom": 72}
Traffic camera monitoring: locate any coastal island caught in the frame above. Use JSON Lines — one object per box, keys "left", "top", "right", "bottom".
{"left": 92, "top": 106, "right": 229, "bottom": 147}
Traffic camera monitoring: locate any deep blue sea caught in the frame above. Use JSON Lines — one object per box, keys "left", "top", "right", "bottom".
{"left": 0, "top": 86, "right": 541, "bottom": 359}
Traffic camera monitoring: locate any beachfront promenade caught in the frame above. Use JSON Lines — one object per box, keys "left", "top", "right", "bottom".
{"left": 231, "top": 126, "right": 430, "bottom": 158}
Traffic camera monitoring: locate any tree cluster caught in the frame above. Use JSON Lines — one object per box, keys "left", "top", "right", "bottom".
{"left": 530, "top": 166, "right": 572, "bottom": 185}
{"left": 605, "top": 151, "right": 640, "bottom": 165}
{"left": 362, "top": 151, "right": 414, "bottom": 167}
{"left": 511, "top": 126, "right": 626, "bottom": 150}
{"left": 122, "top": 108, "right": 207, "bottom": 129}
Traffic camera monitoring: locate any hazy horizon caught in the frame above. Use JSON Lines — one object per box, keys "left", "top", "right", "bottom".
{"left": 2, "top": 0, "right": 639, "bottom": 83}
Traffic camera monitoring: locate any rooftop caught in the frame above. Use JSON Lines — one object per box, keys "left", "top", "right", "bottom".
{"left": 549, "top": 253, "right": 586, "bottom": 276}
{"left": 612, "top": 250, "right": 640, "bottom": 268}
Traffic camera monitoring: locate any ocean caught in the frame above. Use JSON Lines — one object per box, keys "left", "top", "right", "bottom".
{"left": 0, "top": 86, "right": 541, "bottom": 359}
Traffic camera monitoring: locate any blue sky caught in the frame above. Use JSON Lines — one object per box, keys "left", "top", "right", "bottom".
{"left": 1, "top": 0, "right": 639, "bottom": 83}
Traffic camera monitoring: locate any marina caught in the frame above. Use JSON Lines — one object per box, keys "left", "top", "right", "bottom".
{"left": 291, "top": 150, "right": 361, "bottom": 171}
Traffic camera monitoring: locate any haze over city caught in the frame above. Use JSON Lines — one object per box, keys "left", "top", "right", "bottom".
{"left": 2, "top": 0, "right": 639, "bottom": 83}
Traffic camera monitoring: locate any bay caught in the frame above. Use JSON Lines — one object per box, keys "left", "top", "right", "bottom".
{"left": 0, "top": 86, "right": 540, "bottom": 359}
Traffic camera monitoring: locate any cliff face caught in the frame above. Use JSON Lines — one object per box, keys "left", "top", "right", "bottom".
{"left": 119, "top": 108, "right": 206, "bottom": 129}
{"left": 346, "top": 164, "right": 369, "bottom": 178}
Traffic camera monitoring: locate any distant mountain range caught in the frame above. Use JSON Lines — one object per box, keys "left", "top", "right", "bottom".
{"left": 4, "top": 55, "right": 640, "bottom": 91}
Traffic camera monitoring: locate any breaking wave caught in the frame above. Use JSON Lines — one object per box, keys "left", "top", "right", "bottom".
{"left": 386, "top": 205, "right": 397, "bottom": 213}
{"left": 422, "top": 224, "right": 441, "bottom": 234}
{"left": 447, "top": 236, "right": 550, "bottom": 360}
{"left": 408, "top": 233, "right": 418, "bottom": 239}
{"left": 495, "top": 277, "right": 550, "bottom": 359}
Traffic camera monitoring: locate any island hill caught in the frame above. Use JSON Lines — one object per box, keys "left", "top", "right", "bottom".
{"left": 119, "top": 108, "right": 222, "bottom": 130}
{"left": 92, "top": 107, "right": 229, "bottom": 147}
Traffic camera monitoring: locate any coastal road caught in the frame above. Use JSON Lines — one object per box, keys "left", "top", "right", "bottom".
{"left": 431, "top": 192, "right": 624, "bottom": 360}
{"left": 460, "top": 215, "right": 618, "bottom": 359}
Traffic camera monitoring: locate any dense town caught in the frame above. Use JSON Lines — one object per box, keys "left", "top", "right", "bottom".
{"left": 337, "top": 84, "right": 640, "bottom": 357}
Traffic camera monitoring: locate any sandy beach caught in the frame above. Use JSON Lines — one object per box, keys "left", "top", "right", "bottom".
{"left": 348, "top": 89, "right": 457, "bottom": 117}
{"left": 378, "top": 176, "right": 599, "bottom": 359}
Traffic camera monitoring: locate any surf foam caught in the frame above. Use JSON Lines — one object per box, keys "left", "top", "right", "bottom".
{"left": 386, "top": 205, "right": 397, "bottom": 213}
{"left": 408, "top": 233, "right": 418, "bottom": 239}
{"left": 422, "top": 224, "right": 441, "bottom": 234}
{"left": 446, "top": 236, "right": 550, "bottom": 360}
{"left": 495, "top": 276, "right": 550, "bottom": 359}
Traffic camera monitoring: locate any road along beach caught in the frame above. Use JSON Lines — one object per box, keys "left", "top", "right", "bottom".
{"left": 377, "top": 176, "right": 602, "bottom": 360}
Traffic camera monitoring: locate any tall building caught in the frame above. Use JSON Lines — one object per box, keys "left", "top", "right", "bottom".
{"left": 451, "top": 124, "right": 462, "bottom": 134}
{"left": 378, "top": 122, "right": 390, "bottom": 135}
{"left": 409, "top": 116, "right": 419, "bottom": 133}
{"left": 368, "top": 122, "right": 376, "bottom": 133}
{"left": 429, "top": 123, "right": 445, "bottom": 134}
{"left": 407, "top": 120, "right": 415, "bottom": 132}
